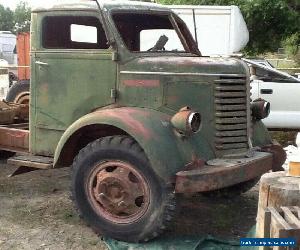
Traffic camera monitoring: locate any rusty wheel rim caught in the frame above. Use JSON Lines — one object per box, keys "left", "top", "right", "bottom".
{"left": 86, "top": 160, "right": 150, "bottom": 224}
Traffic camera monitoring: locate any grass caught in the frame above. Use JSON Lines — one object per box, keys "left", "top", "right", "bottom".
{"left": 269, "top": 131, "right": 298, "bottom": 147}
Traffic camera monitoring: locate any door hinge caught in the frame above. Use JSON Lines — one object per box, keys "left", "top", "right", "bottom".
{"left": 111, "top": 88, "right": 117, "bottom": 99}
{"left": 112, "top": 52, "right": 118, "bottom": 61}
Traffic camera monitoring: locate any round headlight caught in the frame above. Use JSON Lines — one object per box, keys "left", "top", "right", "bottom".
{"left": 251, "top": 99, "right": 270, "bottom": 120}
{"left": 188, "top": 112, "right": 202, "bottom": 133}
{"left": 171, "top": 107, "right": 202, "bottom": 135}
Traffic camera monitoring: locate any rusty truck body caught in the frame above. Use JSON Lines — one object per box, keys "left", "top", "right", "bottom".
{"left": 0, "top": 0, "right": 286, "bottom": 242}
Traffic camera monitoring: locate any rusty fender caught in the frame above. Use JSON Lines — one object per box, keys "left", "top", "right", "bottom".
{"left": 251, "top": 120, "right": 286, "bottom": 171}
{"left": 175, "top": 151, "right": 273, "bottom": 193}
{"left": 53, "top": 107, "right": 186, "bottom": 181}
{"left": 260, "top": 142, "right": 287, "bottom": 171}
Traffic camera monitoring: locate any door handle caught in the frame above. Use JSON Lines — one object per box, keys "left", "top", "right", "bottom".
{"left": 260, "top": 89, "right": 273, "bottom": 94}
{"left": 35, "top": 61, "right": 49, "bottom": 66}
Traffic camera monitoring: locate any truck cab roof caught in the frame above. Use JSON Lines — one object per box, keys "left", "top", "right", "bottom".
{"left": 32, "top": 0, "right": 170, "bottom": 13}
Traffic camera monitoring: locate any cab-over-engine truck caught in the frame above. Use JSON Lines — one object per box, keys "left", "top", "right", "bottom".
{"left": 0, "top": 0, "right": 286, "bottom": 243}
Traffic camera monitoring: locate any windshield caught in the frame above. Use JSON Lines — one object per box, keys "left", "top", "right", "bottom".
{"left": 112, "top": 12, "right": 199, "bottom": 54}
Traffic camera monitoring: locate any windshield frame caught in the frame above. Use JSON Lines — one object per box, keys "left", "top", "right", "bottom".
{"left": 109, "top": 9, "right": 201, "bottom": 56}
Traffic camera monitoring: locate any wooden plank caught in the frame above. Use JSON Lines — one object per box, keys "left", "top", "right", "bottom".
{"left": 7, "top": 155, "right": 53, "bottom": 169}
{"left": 263, "top": 209, "right": 272, "bottom": 237}
{"left": 8, "top": 158, "right": 52, "bottom": 169}
{"left": 269, "top": 207, "right": 293, "bottom": 230}
{"left": 281, "top": 207, "right": 300, "bottom": 228}
{"left": 293, "top": 206, "right": 300, "bottom": 218}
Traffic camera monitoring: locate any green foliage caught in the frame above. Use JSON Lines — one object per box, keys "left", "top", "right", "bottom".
{"left": 13, "top": 2, "right": 31, "bottom": 33}
{"left": 0, "top": 5, "right": 14, "bottom": 31}
{"left": 242, "top": 0, "right": 299, "bottom": 55}
{"left": 158, "top": 0, "right": 300, "bottom": 56}
{"left": 282, "top": 32, "right": 300, "bottom": 63}
{"left": 0, "top": 2, "right": 31, "bottom": 34}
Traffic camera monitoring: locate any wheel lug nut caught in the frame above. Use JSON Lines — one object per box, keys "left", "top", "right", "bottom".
{"left": 98, "top": 193, "right": 105, "bottom": 199}
{"left": 118, "top": 201, "right": 125, "bottom": 207}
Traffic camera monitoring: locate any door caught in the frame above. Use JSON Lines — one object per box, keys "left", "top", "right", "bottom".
{"left": 31, "top": 14, "right": 117, "bottom": 155}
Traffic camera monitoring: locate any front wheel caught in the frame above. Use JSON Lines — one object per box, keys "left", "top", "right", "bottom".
{"left": 71, "top": 135, "right": 175, "bottom": 242}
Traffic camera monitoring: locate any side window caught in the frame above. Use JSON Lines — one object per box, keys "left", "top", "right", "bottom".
{"left": 113, "top": 13, "right": 187, "bottom": 52}
{"left": 42, "top": 16, "right": 109, "bottom": 49}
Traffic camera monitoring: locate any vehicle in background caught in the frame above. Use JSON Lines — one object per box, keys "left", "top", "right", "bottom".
{"left": 245, "top": 58, "right": 300, "bottom": 130}
{"left": 246, "top": 58, "right": 274, "bottom": 69}
{"left": 0, "top": 59, "right": 10, "bottom": 100}
{"left": 169, "top": 5, "right": 249, "bottom": 56}
{"left": 5, "top": 33, "right": 30, "bottom": 105}
{"left": 0, "top": 31, "right": 16, "bottom": 65}
{"left": 0, "top": 31, "right": 18, "bottom": 85}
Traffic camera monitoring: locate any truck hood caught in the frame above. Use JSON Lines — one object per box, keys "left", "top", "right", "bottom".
{"left": 121, "top": 55, "right": 248, "bottom": 76}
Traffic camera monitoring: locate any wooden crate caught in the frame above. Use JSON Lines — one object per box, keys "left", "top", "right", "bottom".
{"left": 262, "top": 206, "right": 300, "bottom": 250}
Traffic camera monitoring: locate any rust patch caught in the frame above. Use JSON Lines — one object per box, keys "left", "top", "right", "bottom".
{"left": 96, "top": 108, "right": 154, "bottom": 140}
{"left": 0, "top": 127, "right": 29, "bottom": 153}
{"left": 184, "top": 154, "right": 205, "bottom": 171}
{"left": 123, "top": 79, "right": 160, "bottom": 87}
{"left": 39, "top": 84, "right": 49, "bottom": 105}
{"left": 166, "top": 95, "right": 179, "bottom": 104}
{"left": 261, "top": 143, "right": 287, "bottom": 171}
{"left": 175, "top": 153, "right": 273, "bottom": 193}
{"left": 86, "top": 160, "right": 150, "bottom": 224}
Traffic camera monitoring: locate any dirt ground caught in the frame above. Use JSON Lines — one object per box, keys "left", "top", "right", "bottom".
{"left": 0, "top": 130, "right": 295, "bottom": 250}
{"left": 0, "top": 158, "right": 261, "bottom": 250}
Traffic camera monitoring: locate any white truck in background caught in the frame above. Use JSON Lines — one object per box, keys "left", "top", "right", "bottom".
{"left": 0, "top": 31, "right": 17, "bottom": 97}
{"left": 140, "top": 5, "right": 249, "bottom": 56}
{"left": 171, "top": 5, "right": 249, "bottom": 56}
{"left": 245, "top": 58, "right": 300, "bottom": 130}
{"left": 0, "top": 31, "right": 17, "bottom": 65}
{"left": 0, "top": 59, "right": 10, "bottom": 100}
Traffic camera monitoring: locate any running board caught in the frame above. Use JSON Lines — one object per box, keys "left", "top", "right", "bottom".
{"left": 8, "top": 155, "right": 53, "bottom": 176}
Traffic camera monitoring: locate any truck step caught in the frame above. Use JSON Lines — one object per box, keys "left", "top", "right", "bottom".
{"left": 8, "top": 155, "right": 53, "bottom": 169}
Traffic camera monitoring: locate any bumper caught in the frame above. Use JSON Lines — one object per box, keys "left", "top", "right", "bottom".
{"left": 175, "top": 151, "right": 273, "bottom": 193}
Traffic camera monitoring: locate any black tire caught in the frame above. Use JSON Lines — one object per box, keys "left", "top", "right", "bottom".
{"left": 9, "top": 72, "right": 18, "bottom": 87}
{"left": 202, "top": 177, "right": 260, "bottom": 198}
{"left": 71, "top": 135, "right": 176, "bottom": 242}
{"left": 6, "top": 80, "right": 30, "bottom": 104}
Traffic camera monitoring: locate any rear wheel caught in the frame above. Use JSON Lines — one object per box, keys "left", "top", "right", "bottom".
{"left": 6, "top": 80, "right": 30, "bottom": 104}
{"left": 71, "top": 135, "right": 175, "bottom": 242}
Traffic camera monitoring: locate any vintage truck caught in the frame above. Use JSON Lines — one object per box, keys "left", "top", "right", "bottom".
{"left": 0, "top": 0, "right": 286, "bottom": 243}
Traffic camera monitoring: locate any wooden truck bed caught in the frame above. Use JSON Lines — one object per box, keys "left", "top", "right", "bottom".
{"left": 0, "top": 100, "right": 29, "bottom": 153}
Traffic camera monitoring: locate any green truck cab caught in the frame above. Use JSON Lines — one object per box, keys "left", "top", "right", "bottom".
{"left": 1, "top": 0, "right": 286, "bottom": 242}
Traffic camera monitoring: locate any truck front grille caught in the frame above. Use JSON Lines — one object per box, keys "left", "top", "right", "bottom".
{"left": 214, "top": 76, "right": 249, "bottom": 153}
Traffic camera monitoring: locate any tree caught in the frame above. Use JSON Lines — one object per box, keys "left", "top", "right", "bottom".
{"left": 0, "top": 4, "right": 14, "bottom": 31}
{"left": 13, "top": 1, "right": 31, "bottom": 33}
{"left": 282, "top": 32, "right": 300, "bottom": 63}
{"left": 241, "top": 0, "right": 299, "bottom": 55}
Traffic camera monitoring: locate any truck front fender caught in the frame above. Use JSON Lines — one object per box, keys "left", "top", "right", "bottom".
{"left": 251, "top": 120, "right": 273, "bottom": 147}
{"left": 54, "top": 107, "right": 185, "bottom": 181}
